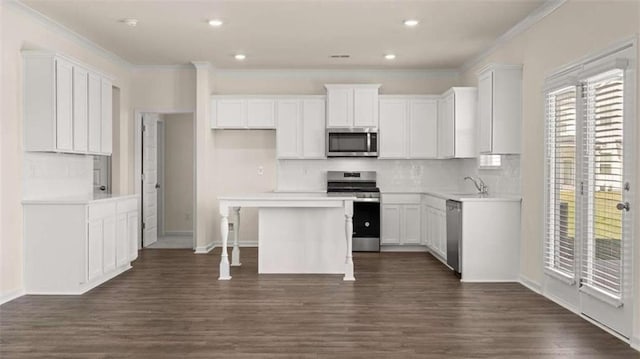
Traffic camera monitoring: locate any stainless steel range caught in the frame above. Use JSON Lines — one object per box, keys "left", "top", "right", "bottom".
{"left": 327, "top": 171, "right": 380, "bottom": 252}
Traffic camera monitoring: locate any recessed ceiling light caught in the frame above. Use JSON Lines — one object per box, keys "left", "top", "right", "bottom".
{"left": 120, "top": 18, "right": 138, "bottom": 27}
{"left": 403, "top": 19, "right": 419, "bottom": 27}
{"left": 234, "top": 54, "right": 246, "bottom": 60}
{"left": 385, "top": 54, "right": 396, "bottom": 60}
{"left": 208, "top": 19, "right": 223, "bottom": 27}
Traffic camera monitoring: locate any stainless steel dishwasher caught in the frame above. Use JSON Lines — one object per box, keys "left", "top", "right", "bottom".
{"left": 446, "top": 200, "right": 462, "bottom": 274}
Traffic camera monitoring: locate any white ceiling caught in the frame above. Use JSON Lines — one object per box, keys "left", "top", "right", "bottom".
{"left": 22, "top": 0, "right": 545, "bottom": 69}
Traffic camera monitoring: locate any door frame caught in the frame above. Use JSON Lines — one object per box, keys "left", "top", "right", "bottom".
{"left": 541, "top": 37, "right": 637, "bottom": 342}
{"left": 156, "top": 119, "right": 166, "bottom": 237}
{"left": 134, "top": 109, "right": 196, "bottom": 250}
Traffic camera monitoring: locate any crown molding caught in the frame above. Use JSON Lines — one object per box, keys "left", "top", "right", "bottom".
{"left": 6, "top": 0, "right": 132, "bottom": 69}
{"left": 133, "top": 64, "right": 195, "bottom": 71}
{"left": 213, "top": 68, "right": 459, "bottom": 78}
{"left": 191, "top": 61, "right": 213, "bottom": 70}
{"left": 460, "top": 0, "right": 567, "bottom": 73}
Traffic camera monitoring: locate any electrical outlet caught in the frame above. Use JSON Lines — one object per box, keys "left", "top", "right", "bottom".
{"left": 257, "top": 166, "right": 264, "bottom": 176}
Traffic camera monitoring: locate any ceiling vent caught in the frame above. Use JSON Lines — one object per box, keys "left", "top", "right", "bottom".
{"left": 329, "top": 55, "right": 351, "bottom": 59}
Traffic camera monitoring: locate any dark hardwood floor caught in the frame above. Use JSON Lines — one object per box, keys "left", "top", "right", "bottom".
{"left": 1, "top": 248, "right": 638, "bottom": 358}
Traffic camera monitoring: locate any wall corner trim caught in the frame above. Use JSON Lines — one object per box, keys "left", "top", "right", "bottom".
{"left": 519, "top": 275, "right": 542, "bottom": 294}
{"left": 191, "top": 61, "right": 212, "bottom": 69}
{"left": 631, "top": 336, "right": 640, "bottom": 352}
{"left": 0, "top": 288, "right": 25, "bottom": 306}
{"left": 459, "top": 0, "right": 567, "bottom": 72}
{"left": 194, "top": 241, "right": 215, "bottom": 254}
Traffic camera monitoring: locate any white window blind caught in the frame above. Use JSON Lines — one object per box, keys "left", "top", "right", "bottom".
{"left": 545, "top": 85, "right": 577, "bottom": 278}
{"left": 580, "top": 69, "right": 624, "bottom": 298}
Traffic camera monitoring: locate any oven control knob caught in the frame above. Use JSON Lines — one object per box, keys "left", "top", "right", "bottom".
{"left": 365, "top": 222, "right": 370, "bottom": 227}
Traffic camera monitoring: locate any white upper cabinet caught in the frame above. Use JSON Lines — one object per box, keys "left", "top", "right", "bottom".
{"left": 23, "top": 51, "right": 113, "bottom": 156}
{"left": 325, "top": 84, "right": 380, "bottom": 128}
{"left": 72, "top": 66, "right": 88, "bottom": 152}
{"left": 55, "top": 58, "right": 74, "bottom": 152}
{"left": 379, "top": 98, "right": 407, "bottom": 158}
{"left": 477, "top": 64, "right": 522, "bottom": 154}
{"left": 247, "top": 99, "right": 276, "bottom": 128}
{"left": 409, "top": 98, "right": 438, "bottom": 158}
{"left": 379, "top": 96, "right": 438, "bottom": 159}
{"left": 276, "top": 96, "right": 326, "bottom": 159}
{"left": 301, "top": 98, "right": 326, "bottom": 158}
{"left": 276, "top": 99, "right": 301, "bottom": 159}
{"left": 211, "top": 96, "right": 276, "bottom": 129}
{"left": 437, "top": 87, "right": 477, "bottom": 159}
{"left": 101, "top": 78, "right": 113, "bottom": 155}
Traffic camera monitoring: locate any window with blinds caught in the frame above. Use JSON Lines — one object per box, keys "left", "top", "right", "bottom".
{"left": 580, "top": 69, "right": 624, "bottom": 298}
{"left": 545, "top": 86, "right": 578, "bottom": 278}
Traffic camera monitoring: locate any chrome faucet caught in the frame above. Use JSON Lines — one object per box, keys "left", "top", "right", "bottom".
{"left": 464, "top": 176, "right": 488, "bottom": 195}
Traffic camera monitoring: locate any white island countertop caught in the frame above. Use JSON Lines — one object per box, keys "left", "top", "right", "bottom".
{"left": 22, "top": 193, "right": 139, "bottom": 205}
{"left": 217, "top": 192, "right": 356, "bottom": 281}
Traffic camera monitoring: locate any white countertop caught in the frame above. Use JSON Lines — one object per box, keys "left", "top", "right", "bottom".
{"left": 219, "top": 192, "right": 356, "bottom": 202}
{"left": 22, "top": 193, "right": 139, "bottom": 205}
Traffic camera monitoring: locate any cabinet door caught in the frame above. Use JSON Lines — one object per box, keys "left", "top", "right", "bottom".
{"left": 381, "top": 205, "right": 401, "bottom": 245}
{"left": 128, "top": 211, "right": 139, "bottom": 261}
{"left": 379, "top": 99, "right": 407, "bottom": 158}
{"left": 437, "top": 92, "right": 455, "bottom": 158}
{"left": 116, "top": 213, "right": 128, "bottom": 267}
{"left": 353, "top": 87, "right": 378, "bottom": 127}
{"left": 101, "top": 78, "right": 113, "bottom": 155}
{"left": 72, "top": 66, "right": 89, "bottom": 152}
{"left": 478, "top": 71, "right": 493, "bottom": 154}
{"left": 402, "top": 205, "right": 422, "bottom": 245}
{"left": 326, "top": 88, "right": 353, "bottom": 127}
{"left": 276, "top": 99, "right": 301, "bottom": 159}
{"left": 421, "top": 204, "right": 429, "bottom": 247}
{"left": 247, "top": 99, "right": 276, "bottom": 128}
{"left": 55, "top": 59, "right": 73, "bottom": 151}
{"left": 88, "top": 73, "right": 102, "bottom": 153}
{"left": 87, "top": 219, "right": 103, "bottom": 282}
{"left": 214, "top": 99, "right": 246, "bottom": 128}
{"left": 437, "top": 209, "right": 447, "bottom": 260}
{"left": 409, "top": 98, "right": 438, "bottom": 158}
{"left": 102, "top": 216, "right": 117, "bottom": 273}
{"left": 302, "top": 99, "right": 325, "bottom": 158}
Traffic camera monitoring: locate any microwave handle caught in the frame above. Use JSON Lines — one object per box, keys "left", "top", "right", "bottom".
{"left": 367, "top": 133, "right": 371, "bottom": 152}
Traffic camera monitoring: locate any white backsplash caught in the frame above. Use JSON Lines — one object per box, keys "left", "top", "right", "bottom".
{"left": 476, "top": 155, "right": 521, "bottom": 195}
{"left": 23, "top": 152, "right": 93, "bottom": 200}
{"left": 277, "top": 158, "right": 478, "bottom": 193}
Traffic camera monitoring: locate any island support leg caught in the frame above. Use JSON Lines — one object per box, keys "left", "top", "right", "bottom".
{"left": 343, "top": 200, "right": 355, "bottom": 281}
{"left": 219, "top": 205, "right": 232, "bottom": 280}
{"left": 232, "top": 207, "right": 242, "bottom": 266}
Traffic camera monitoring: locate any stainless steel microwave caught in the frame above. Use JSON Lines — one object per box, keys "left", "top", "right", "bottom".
{"left": 326, "top": 128, "right": 378, "bottom": 157}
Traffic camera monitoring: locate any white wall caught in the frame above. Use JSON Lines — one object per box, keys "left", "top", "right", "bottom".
{"left": 162, "top": 113, "right": 194, "bottom": 233}
{"left": 1, "top": 2, "right": 134, "bottom": 300}
{"left": 23, "top": 153, "right": 93, "bottom": 200}
{"left": 458, "top": 0, "right": 638, "bottom": 289}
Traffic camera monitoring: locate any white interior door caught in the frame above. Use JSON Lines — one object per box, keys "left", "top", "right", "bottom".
{"left": 578, "top": 67, "right": 632, "bottom": 337}
{"left": 142, "top": 114, "right": 159, "bottom": 247}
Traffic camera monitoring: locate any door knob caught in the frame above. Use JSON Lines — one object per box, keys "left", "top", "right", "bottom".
{"left": 155, "top": 183, "right": 160, "bottom": 189}
{"left": 616, "top": 202, "right": 630, "bottom": 212}
{"left": 99, "top": 186, "right": 106, "bottom": 191}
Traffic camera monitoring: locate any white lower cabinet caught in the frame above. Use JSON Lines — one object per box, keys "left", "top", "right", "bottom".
{"left": 422, "top": 195, "right": 447, "bottom": 260}
{"left": 24, "top": 196, "right": 139, "bottom": 294}
{"left": 381, "top": 194, "right": 422, "bottom": 246}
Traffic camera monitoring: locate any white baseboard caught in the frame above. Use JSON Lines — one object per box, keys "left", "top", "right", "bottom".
{"left": 460, "top": 279, "right": 519, "bottom": 283}
{"left": 0, "top": 288, "right": 25, "bottom": 305}
{"left": 163, "top": 230, "right": 193, "bottom": 237}
{"left": 519, "top": 274, "right": 542, "bottom": 294}
{"left": 543, "top": 291, "right": 580, "bottom": 315}
{"left": 194, "top": 241, "right": 215, "bottom": 254}
{"left": 380, "top": 245, "right": 428, "bottom": 252}
{"left": 212, "top": 241, "right": 259, "bottom": 248}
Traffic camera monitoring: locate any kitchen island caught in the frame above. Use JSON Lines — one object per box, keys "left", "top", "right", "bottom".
{"left": 218, "top": 193, "right": 356, "bottom": 281}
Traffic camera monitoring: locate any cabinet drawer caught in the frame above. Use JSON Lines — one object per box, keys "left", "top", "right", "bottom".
{"left": 381, "top": 193, "right": 421, "bottom": 204}
{"left": 88, "top": 202, "right": 116, "bottom": 220}
{"left": 116, "top": 198, "right": 138, "bottom": 214}
{"left": 423, "top": 195, "right": 446, "bottom": 211}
